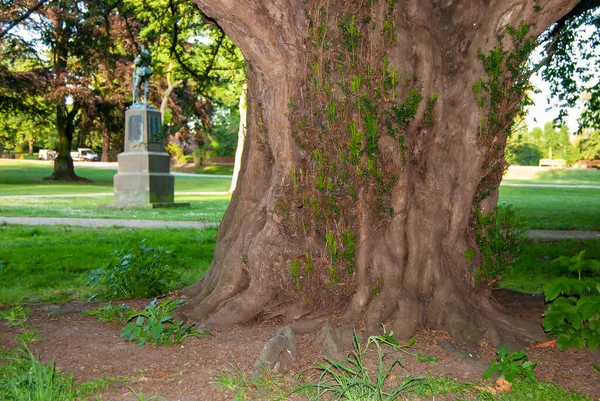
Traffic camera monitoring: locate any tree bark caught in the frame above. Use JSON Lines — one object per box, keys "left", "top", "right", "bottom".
{"left": 101, "top": 126, "right": 110, "bottom": 163}
{"left": 181, "top": 0, "right": 578, "bottom": 346}
{"left": 46, "top": 103, "right": 84, "bottom": 181}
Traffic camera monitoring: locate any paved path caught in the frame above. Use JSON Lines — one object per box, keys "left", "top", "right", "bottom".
{"left": 0, "top": 216, "right": 217, "bottom": 229}
{"left": 0, "top": 216, "right": 599, "bottom": 239}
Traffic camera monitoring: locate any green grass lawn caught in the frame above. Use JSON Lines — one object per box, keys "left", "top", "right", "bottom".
{"left": 0, "top": 161, "right": 231, "bottom": 195}
{"left": 0, "top": 225, "right": 217, "bottom": 306}
{"left": 0, "top": 194, "right": 230, "bottom": 222}
{"left": 498, "top": 186, "right": 600, "bottom": 230}
{"left": 172, "top": 163, "right": 234, "bottom": 175}
{"left": 500, "top": 239, "right": 600, "bottom": 294}
{"left": 504, "top": 167, "right": 600, "bottom": 185}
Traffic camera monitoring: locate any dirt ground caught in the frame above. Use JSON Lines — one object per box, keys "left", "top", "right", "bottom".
{"left": 1, "top": 291, "right": 599, "bottom": 401}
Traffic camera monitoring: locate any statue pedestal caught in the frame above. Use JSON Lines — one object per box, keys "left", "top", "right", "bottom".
{"left": 112, "top": 106, "right": 189, "bottom": 208}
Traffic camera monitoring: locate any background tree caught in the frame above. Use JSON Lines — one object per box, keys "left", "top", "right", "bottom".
{"left": 177, "top": 0, "right": 586, "bottom": 350}
{"left": 123, "top": 0, "right": 245, "bottom": 158}
{"left": 0, "top": 0, "right": 133, "bottom": 178}
{"left": 576, "top": 129, "right": 600, "bottom": 160}
{"left": 536, "top": 2, "right": 600, "bottom": 130}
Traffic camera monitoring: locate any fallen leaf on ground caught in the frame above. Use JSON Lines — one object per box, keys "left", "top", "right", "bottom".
{"left": 535, "top": 339, "right": 557, "bottom": 349}
{"left": 473, "top": 377, "right": 512, "bottom": 395}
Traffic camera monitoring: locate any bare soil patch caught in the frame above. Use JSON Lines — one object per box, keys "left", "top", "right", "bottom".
{"left": 1, "top": 291, "right": 598, "bottom": 400}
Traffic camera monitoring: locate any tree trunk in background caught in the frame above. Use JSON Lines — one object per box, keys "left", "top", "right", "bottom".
{"left": 181, "top": 0, "right": 578, "bottom": 345}
{"left": 101, "top": 127, "right": 110, "bottom": 162}
{"left": 28, "top": 139, "right": 33, "bottom": 155}
{"left": 47, "top": 103, "right": 82, "bottom": 181}
{"left": 229, "top": 83, "right": 246, "bottom": 194}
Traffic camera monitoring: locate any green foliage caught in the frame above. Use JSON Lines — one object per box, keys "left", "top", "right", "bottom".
{"left": 1, "top": 305, "right": 32, "bottom": 326}
{"left": 482, "top": 346, "right": 537, "bottom": 383}
{"left": 86, "top": 240, "right": 178, "bottom": 300}
{"left": 338, "top": 15, "right": 362, "bottom": 58}
{"left": 289, "top": 258, "right": 302, "bottom": 291}
{"left": 340, "top": 230, "right": 357, "bottom": 274}
{"left": 501, "top": 239, "right": 600, "bottom": 294}
{"left": 542, "top": 252, "right": 600, "bottom": 350}
{"left": 537, "top": 8, "right": 600, "bottom": 131}
{"left": 0, "top": 223, "right": 218, "bottom": 306}
{"left": 295, "top": 326, "right": 435, "bottom": 400}
{"left": 165, "top": 142, "right": 185, "bottom": 162}
{"left": 475, "top": 205, "right": 527, "bottom": 285}
{"left": 208, "top": 106, "right": 240, "bottom": 157}
{"left": 83, "top": 302, "right": 131, "bottom": 323}
{"left": 474, "top": 21, "right": 535, "bottom": 138}
{"left": 121, "top": 298, "right": 211, "bottom": 346}
{"left": 0, "top": 347, "right": 75, "bottom": 401}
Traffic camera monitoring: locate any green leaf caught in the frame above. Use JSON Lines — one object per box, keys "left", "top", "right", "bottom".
{"left": 576, "top": 298, "right": 600, "bottom": 321}
{"left": 379, "top": 335, "right": 399, "bottom": 346}
{"left": 584, "top": 330, "right": 600, "bottom": 350}
{"left": 482, "top": 364, "right": 498, "bottom": 380}
{"left": 159, "top": 316, "right": 173, "bottom": 324}
{"left": 544, "top": 277, "right": 572, "bottom": 301}
{"left": 508, "top": 350, "right": 526, "bottom": 361}
{"left": 129, "top": 326, "right": 142, "bottom": 341}
{"left": 135, "top": 315, "right": 145, "bottom": 326}
{"left": 542, "top": 309, "right": 567, "bottom": 332}
{"left": 151, "top": 323, "right": 163, "bottom": 340}
{"left": 415, "top": 353, "right": 438, "bottom": 363}
{"left": 589, "top": 318, "right": 600, "bottom": 332}
{"left": 121, "top": 322, "right": 136, "bottom": 339}
{"left": 496, "top": 345, "right": 509, "bottom": 357}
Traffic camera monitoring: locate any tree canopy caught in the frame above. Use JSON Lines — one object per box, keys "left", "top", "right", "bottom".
{"left": 0, "top": 0, "right": 244, "bottom": 170}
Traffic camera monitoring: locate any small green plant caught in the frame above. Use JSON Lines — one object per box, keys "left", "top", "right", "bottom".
{"left": 83, "top": 302, "right": 131, "bottom": 323}
{"left": 482, "top": 346, "right": 536, "bottom": 383}
{"left": 1, "top": 305, "right": 32, "bottom": 326}
{"left": 16, "top": 328, "right": 41, "bottom": 343}
{"left": 542, "top": 252, "right": 600, "bottom": 350}
{"left": 86, "top": 240, "right": 177, "bottom": 299}
{"left": 0, "top": 346, "right": 75, "bottom": 400}
{"left": 552, "top": 251, "right": 600, "bottom": 281}
{"left": 295, "top": 326, "right": 435, "bottom": 400}
{"left": 129, "top": 387, "right": 166, "bottom": 401}
{"left": 121, "top": 298, "right": 211, "bottom": 346}
{"left": 475, "top": 204, "right": 527, "bottom": 285}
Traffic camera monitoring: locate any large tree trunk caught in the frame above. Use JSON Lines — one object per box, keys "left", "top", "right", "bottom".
{"left": 181, "top": 0, "right": 578, "bottom": 346}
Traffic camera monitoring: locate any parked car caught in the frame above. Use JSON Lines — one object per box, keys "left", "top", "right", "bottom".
{"left": 70, "top": 148, "right": 100, "bottom": 162}
{"left": 38, "top": 149, "right": 57, "bottom": 160}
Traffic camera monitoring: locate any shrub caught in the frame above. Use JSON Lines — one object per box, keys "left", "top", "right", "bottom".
{"left": 121, "top": 298, "right": 211, "bottom": 346}
{"left": 86, "top": 240, "right": 177, "bottom": 299}
{"left": 165, "top": 142, "right": 185, "bottom": 162}
{"left": 475, "top": 205, "right": 527, "bottom": 285}
{"left": 482, "top": 346, "right": 536, "bottom": 383}
{"left": 542, "top": 251, "right": 600, "bottom": 350}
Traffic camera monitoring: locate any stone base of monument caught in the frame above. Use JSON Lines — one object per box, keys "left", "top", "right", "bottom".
{"left": 110, "top": 107, "right": 189, "bottom": 209}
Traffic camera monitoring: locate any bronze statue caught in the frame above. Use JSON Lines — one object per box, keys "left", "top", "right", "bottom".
{"left": 132, "top": 45, "right": 153, "bottom": 105}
